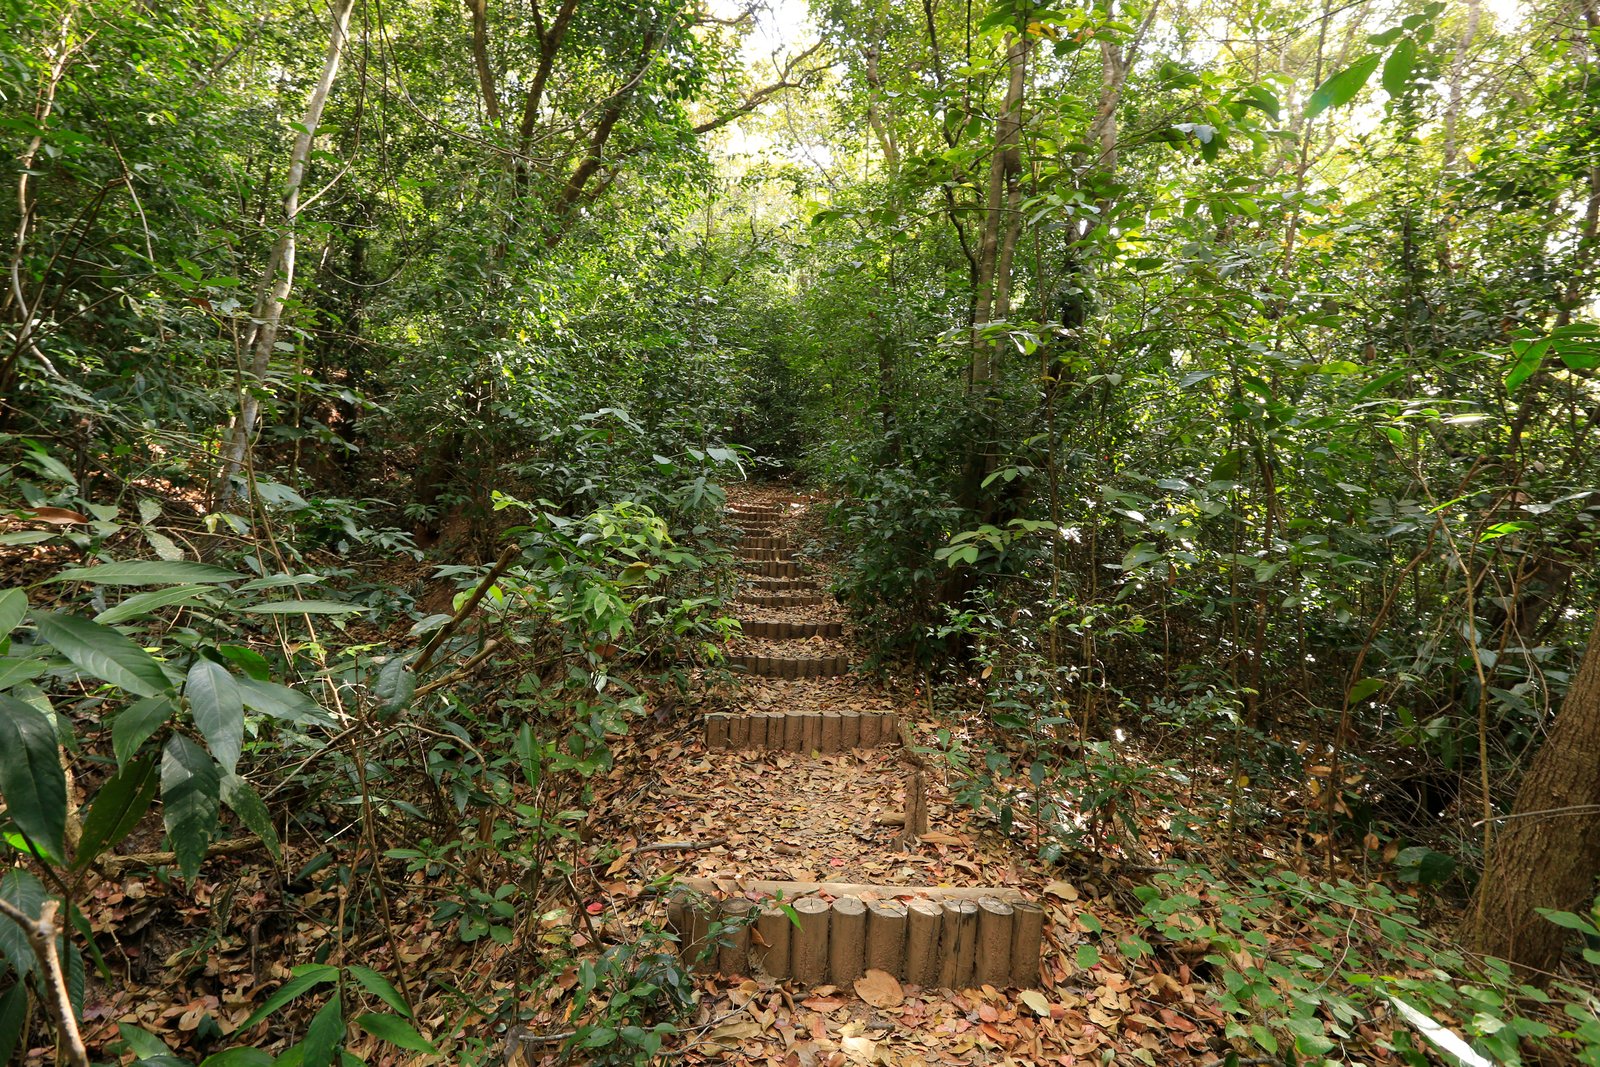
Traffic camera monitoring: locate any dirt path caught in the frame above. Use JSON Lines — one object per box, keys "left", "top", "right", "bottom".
{"left": 525, "top": 486, "right": 1226, "bottom": 1065}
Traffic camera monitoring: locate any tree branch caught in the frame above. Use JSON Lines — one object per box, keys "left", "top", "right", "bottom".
{"left": 691, "top": 41, "right": 827, "bottom": 137}
{"left": 0, "top": 898, "right": 90, "bottom": 1067}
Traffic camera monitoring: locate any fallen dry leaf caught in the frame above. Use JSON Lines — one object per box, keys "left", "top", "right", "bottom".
{"left": 1019, "top": 989, "right": 1052, "bottom": 1017}
{"left": 854, "top": 968, "right": 904, "bottom": 1008}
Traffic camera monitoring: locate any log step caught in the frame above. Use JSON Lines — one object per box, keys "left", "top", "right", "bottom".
{"left": 741, "top": 535, "right": 789, "bottom": 550}
{"left": 740, "top": 593, "right": 825, "bottom": 609}
{"left": 738, "top": 619, "right": 843, "bottom": 639}
{"left": 741, "top": 577, "right": 814, "bottom": 592}
{"left": 704, "top": 710, "right": 898, "bottom": 751}
{"left": 737, "top": 547, "right": 793, "bottom": 562}
{"left": 743, "top": 560, "right": 804, "bottom": 578}
{"left": 726, "top": 653, "right": 849, "bottom": 678}
{"left": 667, "top": 886, "right": 1043, "bottom": 990}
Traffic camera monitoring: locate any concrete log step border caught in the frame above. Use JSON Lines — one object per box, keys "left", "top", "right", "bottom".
{"left": 740, "top": 593, "right": 825, "bottom": 609}
{"left": 726, "top": 653, "right": 848, "bottom": 678}
{"left": 743, "top": 560, "right": 804, "bottom": 578}
{"left": 741, "top": 536, "right": 789, "bottom": 550}
{"left": 741, "top": 577, "right": 814, "bottom": 592}
{"left": 730, "top": 506, "right": 783, "bottom": 517}
{"left": 667, "top": 884, "right": 1043, "bottom": 990}
{"left": 737, "top": 619, "right": 842, "bottom": 639}
{"left": 705, "top": 710, "right": 898, "bottom": 751}
{"left": 737, "top": 547, "right": 793, "bottom": 562}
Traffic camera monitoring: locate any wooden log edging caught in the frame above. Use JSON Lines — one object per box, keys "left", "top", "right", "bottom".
{"left": 666, "top": 884, "right": 1041, "bottom": 989}
{"left": 742, "top": 559, "right": 804, "bottom": 578}
{"left": 740, "top": 577, "right": 815, "bottom": 592}
{"left": 737, "top": 547, "right": 793, "bottom": 562}
{"left": 725, "top": 653, "right": 849, "bottom": 678}
{"left": 739, "top": 593, "right": 825, "bottom": 609}
{"left": 736, "top": 619, "right": 843, "bottom": 640}
{"left": 705, "top": 710, "right": 899, "bottom": 751}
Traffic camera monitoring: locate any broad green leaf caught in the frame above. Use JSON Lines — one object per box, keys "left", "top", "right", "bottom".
{"left": 221, "top": 772, "right": 281, "bottom": 861}
{"left": 1505, "top": 338, "right": 1549, "bottom": 392}
{"left": 33, "top": 612, "right": 172, "bottom": 697}
{"left": 161, "top": 735, "right": 220, "bottom": 880}
{"left": 49, "top": 561, "right": 245, "bottom": 586}
{"left": 118, "top": 1023, "right": 176, "bottom": 1059}
{"left": 0, "top": 693, "right": 68, "bottom": 857}
{"left": 347, "top": 965, "right": 410, "bottom": 1017}
{"left": 0, "top": 869, "right": 47, "bottom": 977}
{"left": 1347, "top": 677, "right": 1385, "bottom": 703}
{"left": 74, "top": 754, "right": 159, "bottom": 871}
{"left": 113, "top": 696, "right": 176, "bottom": 767}
{"left": 188, "top": 659, "right": 244, "bottom": 773}
{"left": 303, "top": 992, "right": 344, "bottom": 1067}
{"left": 0, "top": 657, "right": 48, "bottom": 691}
{"left": 1121, "top": 543, "right": 1162, "bottom": 571}
{"left": 95, "top": 586, "right": 216, "bottom": 626}
{"left": 374, "top": 657, "right": 415, "bottom": 721}
{"left": 1075, "top": 943, "right": 1100, "bottom": 969}
{"left": 217, "top": 644, "right": 272, "bottom": 681}
{"left": 240, "top": 600, "right": 367, "bottom": 615}
{"left": 1381, "top": 38, "right": 1416, "bottom": 96}
{"left": 0, "top": 590, "right": 25, "bottom": 640}
{"left": 1305, "top": 53, "right": 1381, "bottom": 118}
{"left": 0, "top": 982, "right": 28, "bottom": 1062}
{"left": 356, "top": 1014, "right": 435, "bottom": 1054}
{"left": 237, "top": 677, "right": 336, "bottom": 728}
{"left": 200, "top": 1050, "right": 274, "bottom": 1067}
{"left": 239, "top": 964, "right": 339, "bottom": 1031}
{"left": 1536, "top": 908, "right": 1600, "bottom": 934}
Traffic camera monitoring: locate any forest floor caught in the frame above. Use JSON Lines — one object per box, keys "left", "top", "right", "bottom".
{"left": 39, "top": 483, "right": 1463, "bottom": 1067}
{"left": 515, "top": 485, "right": 1252, "bottom": 1067}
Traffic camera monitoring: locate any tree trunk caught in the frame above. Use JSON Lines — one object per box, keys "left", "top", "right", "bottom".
{"left": 1464, "top": 606, "right": 1600, "bottom": 976}
{"left": 216, "top": 0, "right": 357, "bottom": 504}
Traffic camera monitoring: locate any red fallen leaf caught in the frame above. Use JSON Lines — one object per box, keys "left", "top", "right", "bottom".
{"left": 585, "top": 901, "right": 604, "bottom": 914}
{"left": 978, "top": 1004, "right": 999, "bottom": 1022}
{"left": 801, "top": 997, "right": 845, "bottom": 1012}
{"left": 1159, "top": 1008, "right": 1195, "bottom": 1032}
{"left": 979, "top": 1022, "right": 1010, "bottom": 1044}
{"left": 18, "top": 506, "right": 88, "bottom": 525}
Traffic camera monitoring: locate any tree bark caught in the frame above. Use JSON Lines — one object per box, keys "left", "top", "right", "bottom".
{"left": 465, "top": 0, "right": 502, "bottom": 125}
{"left": 1464, "top": 605, "right": 1600, "bottom": 976}
{"left": 216, "top": 0, "right": 357, "bottom": 503}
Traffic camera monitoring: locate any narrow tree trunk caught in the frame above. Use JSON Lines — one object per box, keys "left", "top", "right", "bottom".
{"left": 216, "top": 0, "right": 357, "bottom": 504}
{"left": 465, "top": 0, "right": 502, "bottom": 125}
{"left": 969, "top": 30, "right": 1029, "bottom": 387}
{"left": 1464, "top": 606, "right": 1600, "bottom": 976}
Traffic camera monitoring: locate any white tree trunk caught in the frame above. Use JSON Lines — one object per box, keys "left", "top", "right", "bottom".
{"left": 216, "top": 0, "right": 357, "bottom": 504}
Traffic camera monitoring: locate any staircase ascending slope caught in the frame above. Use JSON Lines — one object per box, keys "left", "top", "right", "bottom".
{"left": 669, "top": 492, "right": 1045, "bottom": 991}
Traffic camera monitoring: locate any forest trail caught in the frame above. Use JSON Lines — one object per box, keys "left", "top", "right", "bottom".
{"left": 538, "top": 487, "right": 1222, "bottom": 1066}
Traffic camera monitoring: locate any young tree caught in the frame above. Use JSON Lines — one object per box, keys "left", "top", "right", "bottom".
{"left": 215, "top": 0, "right": 358, "bottom": 503}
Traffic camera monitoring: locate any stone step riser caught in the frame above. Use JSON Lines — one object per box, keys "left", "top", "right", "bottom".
{"left": 705, "top": 710, "right": 898, "bottom": 751}
{"left": 726, "top": 653, "right": 848, "bottom": 678}
{"left": 737, "top": 619, "right": 842, "bottom": 639}
{"left": 668, "top": 891, "right": 1044, "bottom": 990}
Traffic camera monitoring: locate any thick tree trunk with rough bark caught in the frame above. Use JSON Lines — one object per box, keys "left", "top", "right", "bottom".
{"left": 1464, "top": 606, "right": 1600, "bottom": 976}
